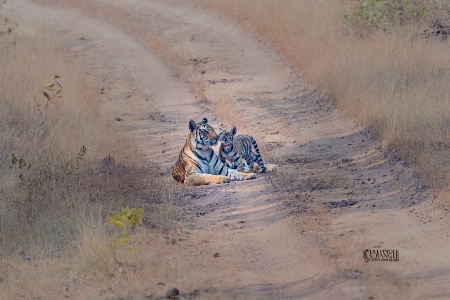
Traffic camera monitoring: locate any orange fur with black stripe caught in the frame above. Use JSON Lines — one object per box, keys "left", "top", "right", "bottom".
{"left": 172, "top": 118, "right": 256, "bottom": 185}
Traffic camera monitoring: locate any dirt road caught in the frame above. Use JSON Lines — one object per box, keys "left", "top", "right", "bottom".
{"left": 8, "top": 0, "right": 450, "bottom": 299}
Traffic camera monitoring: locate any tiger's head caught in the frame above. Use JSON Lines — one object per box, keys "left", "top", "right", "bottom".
{"left": 189, "top": 118, "right": 219, "bottom": 149}
{"left": 218, "top": 126, "right": 237, "bottom": 149}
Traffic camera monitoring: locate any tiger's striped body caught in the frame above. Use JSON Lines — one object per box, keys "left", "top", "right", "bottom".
{"left": 218, "top": 126, "right": 267, "bottom": 173}
{"left": 172, "top": 118, "right": 256, "bottom": 185}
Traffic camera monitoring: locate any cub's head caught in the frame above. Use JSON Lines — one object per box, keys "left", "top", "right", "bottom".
{"left": 218, "top": 126, "right": 237, "bottom": 146}
{"left": 189, "top": 118, "right": 219, "bottom": 148}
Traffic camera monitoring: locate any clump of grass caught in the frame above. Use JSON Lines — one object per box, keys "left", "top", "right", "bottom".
{"left": 0, "top": 13, "right": 184, "bottom": 299}
{"left": 0, "top": 13, "right": 177, "bottom": 255}
{"left": 0, "top": 20, "right": 112, "bottom": 256}
{"left": 190, "top": 0, "right": 450, "bottom": 193}
{"left": 346, "top": 0, "right": 429, "bottom": 31}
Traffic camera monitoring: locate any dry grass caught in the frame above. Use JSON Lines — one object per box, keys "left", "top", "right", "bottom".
{"left": 190, "top": 0, "right": 450, "bottom": 194}
{"left": 0, "top": 21, "right": 117, "bottom": 254}
{"left": 0, "top": 14, "right": 184, "bottom": 299}
{"left": 0, "top": 229, "right": 207, "bottom": 299}
{"left": 0, "top": 3, "right": 258, "bottom": 297}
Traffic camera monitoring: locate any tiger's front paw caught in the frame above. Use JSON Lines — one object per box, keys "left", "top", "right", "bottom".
{"left": 238, "top": 172, "right": 256, "bottom": 180}
{"left": 228, "top": 169, "right": 255, "bottom": 181}
{"left": 246, "top": 172, "right": 256, "bottom": 180}
{"left": 217, "top": 175, "right": 231, "bottom": 184}
{"left": 235, "top": 174, "right": 244, "bottom": 181}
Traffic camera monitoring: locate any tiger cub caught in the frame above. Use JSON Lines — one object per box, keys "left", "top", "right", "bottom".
{"left": 218, "top": 126, "right": 275, "bottom": 173}
{"left": 172, "top": 118, "right": 256, "bottom": 185}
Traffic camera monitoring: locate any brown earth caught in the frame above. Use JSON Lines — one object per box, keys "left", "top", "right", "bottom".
{"left": 6, "top": 0, "right": 450, "bottom": 299}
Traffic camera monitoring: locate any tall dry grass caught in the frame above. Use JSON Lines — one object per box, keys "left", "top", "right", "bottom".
{"left": 0, "top": 14, "right": 185, "bottom": 298}
{"left": 0, "top": 19, "right": 138, "bottom": 254}
{"left": 0, "top": 6, "right": 159, "bottom": 262}
{"left": 190, "top": 0, "right": 450, "bottom": 193}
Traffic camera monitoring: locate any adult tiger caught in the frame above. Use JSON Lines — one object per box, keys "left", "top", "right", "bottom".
{"left": 218, "top": 126, "right": 276, "bottom": 173}
{"left": 172, "top": 118, "right": 256, "bottom": 185}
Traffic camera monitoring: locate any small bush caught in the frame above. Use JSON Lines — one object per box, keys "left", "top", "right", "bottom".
{"left": 107, "top": 207, "right": 144, "bottom": 230}
{"left": 0, "top": 15, "right": 166, "bottom": 257}
{"left": 347, "top": 0, "right": 428, "bottom": 30}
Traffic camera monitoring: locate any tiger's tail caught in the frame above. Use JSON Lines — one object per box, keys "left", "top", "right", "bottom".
{"left": 250, "top": 136, "right": 266, "bottom": 173}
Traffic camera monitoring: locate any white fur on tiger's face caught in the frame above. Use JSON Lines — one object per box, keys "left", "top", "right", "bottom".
{"left": 191, "top": 119, "right": 219, "bottom": 150}
{"left": 171, "top": 118, "right": 256, "bottom": 185}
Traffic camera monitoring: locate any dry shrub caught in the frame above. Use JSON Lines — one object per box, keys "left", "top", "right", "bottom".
{"left": 0, "top": 22, "right": 112, "bottom": 255}
{"left": 0, "top": 16, "right": 183, "bottom": 299}
{"left": 318, "top": 32, "right": 450, "bottom": 189}
{"left": 0, "top": 19, "right": 172, "bottom": 256}
{"left": 189, "top": 0, "right": 450, "bottom": 193}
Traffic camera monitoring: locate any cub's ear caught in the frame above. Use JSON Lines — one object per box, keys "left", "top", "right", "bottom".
{"left": 202, "top": 118, "right": 208, "bottom": 124}
{"left": 231, "top": 126, "right": 237, "bottom": 135}
{"left": 218, "top": 127, "right": 224, "bottom": 134}
{"left": 189, "top": 120, "right": 197, "bottom": 132}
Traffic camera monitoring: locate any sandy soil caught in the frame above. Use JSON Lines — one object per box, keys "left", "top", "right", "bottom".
{"left": 7, "top": 0, "right": 450, "bottom": 299}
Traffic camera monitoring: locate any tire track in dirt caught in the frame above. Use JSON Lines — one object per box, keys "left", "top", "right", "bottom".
{"left": 8, "top": 0, "right": 450, "bottom": 299}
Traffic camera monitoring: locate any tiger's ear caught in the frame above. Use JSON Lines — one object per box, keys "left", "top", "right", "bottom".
{"left": 231, "top": 126, "right": 237, "bottom": 135}
{"left": 218, "top": 127, "right": 224, "bottom": 134}
{"left": 189, "top": 120, "right": 197, "bottom": 132}
{"left": 202, "top": 118, "right": 208, "bottom": 124}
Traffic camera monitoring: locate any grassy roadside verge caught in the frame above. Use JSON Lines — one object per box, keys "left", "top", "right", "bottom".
{"left": 188, "top": 0, "right": 450, "bottom": 196}
{"left": 0, "top": 7, "right": 183, "bottom": 298}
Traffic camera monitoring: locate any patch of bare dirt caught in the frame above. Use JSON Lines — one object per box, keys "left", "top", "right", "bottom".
{"left": 7, "top": 0, "right": 450, "bottom": 299}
